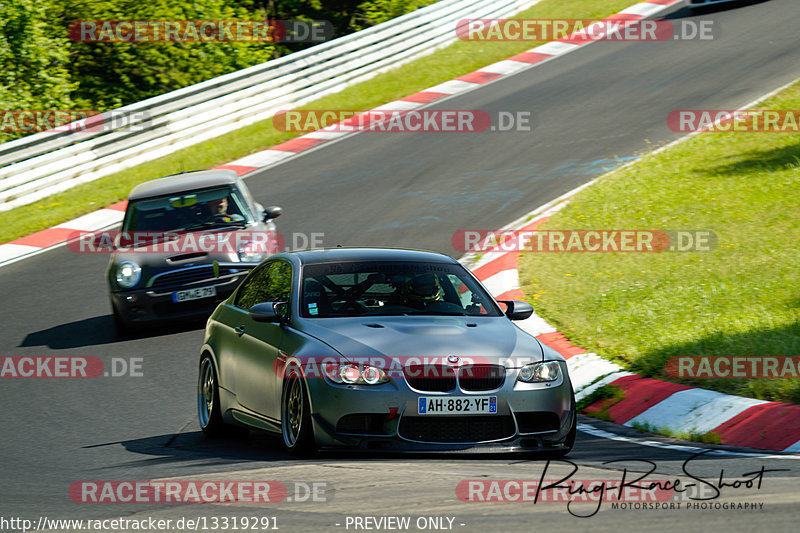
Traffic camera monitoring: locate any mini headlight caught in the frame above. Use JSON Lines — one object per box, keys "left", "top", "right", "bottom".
{"left": 517, "top": 361, "right": 560, "bottom": 383}
{"left": 115, "top": 261, "right": 141, "bottom": 288}
{"left": 237, "top": 241, "right": 265, "bottom": 263}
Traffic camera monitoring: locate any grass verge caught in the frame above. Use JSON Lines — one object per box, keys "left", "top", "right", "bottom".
{"left": 630, "top": 422, "right": 723, "bottom": 445}
{"left": 576, "top": 384, "right": 625, "bottom": 420}
{"left": 0, "top": 0, "right": 637, "bottom": 244}
{"left": 519, "top": 82, "right": 800, "bottom": 403}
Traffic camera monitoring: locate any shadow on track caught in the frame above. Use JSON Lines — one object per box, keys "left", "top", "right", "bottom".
{"left": 111, "top": 429, "right": 547, "bottom": 465}
{"left": 108, "top": 430, "right": 291, "bottom": 466}
{"left": 18, "top": 314, "right": 205, "bottom": 349}
{"left": 98, "top": 416, "right": 745, "bottom": 470}
{"left": 676, "top": 0, "right": 772, "bottom": 17}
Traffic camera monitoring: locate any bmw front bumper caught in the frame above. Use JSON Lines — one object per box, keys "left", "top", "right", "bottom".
{"left": 303, "top": 362, "right": 575, "bottom": 453}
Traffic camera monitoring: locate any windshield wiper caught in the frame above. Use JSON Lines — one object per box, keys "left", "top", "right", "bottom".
{"left": 400, "top": 311, "right": 469, "bottom": 316}
{"left": 181, "top": 220, "right": 248, "bottom": 232}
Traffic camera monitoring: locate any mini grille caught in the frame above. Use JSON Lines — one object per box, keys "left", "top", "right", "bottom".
{"left": 150, "top": 267, "right": 238, "bottom": 289}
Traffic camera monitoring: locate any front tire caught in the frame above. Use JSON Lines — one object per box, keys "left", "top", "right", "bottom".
{"left": 281, "top": 367, "right": 315, "bottom": 455}
{"left": 551, "top": 411, "right": 577, "bottom": 458}
{"left": 198, "top": 354, "right": 245, "bottom": 438}
{"left": 541, "top": 391, "right": 576, "bottom": 459}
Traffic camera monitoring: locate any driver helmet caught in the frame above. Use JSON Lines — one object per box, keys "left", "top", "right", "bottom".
{"left": 402, "top": 273, "right": 442, "bottom": 302}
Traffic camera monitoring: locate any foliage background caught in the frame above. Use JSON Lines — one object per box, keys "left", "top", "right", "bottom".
{"left": 0, "top": 0, "right": 437, "bottom": 142}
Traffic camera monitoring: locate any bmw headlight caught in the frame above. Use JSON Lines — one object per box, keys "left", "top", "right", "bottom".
{"left": 237, "top": 241, "right": 265, "bottom": 263}
{"left": 517, "top": 361, "right": 560, "bottom": 383}
{"left": 322, "top": 362, "right": 389, "bottom": 385}
{"left": 115, "top": 261, "right": 141, "bottom": 288}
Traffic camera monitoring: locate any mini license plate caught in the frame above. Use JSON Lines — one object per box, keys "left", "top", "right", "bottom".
{"left": 418, "top": 396, "right": 497, "bottom": 415}
{"left": 172, "top": 286, "right": 217, "bottom": 302}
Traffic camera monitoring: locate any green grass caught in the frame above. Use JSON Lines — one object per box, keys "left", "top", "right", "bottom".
{"left": 0, "top": 0, "right": 636, "bottom": 244}
{"left": 631, "top": 422, "right": 723, "bottom": 445}
{"left": 519, "top": 82, "right": 800, "bottom": 404}
{"left": 576, "top": 383, "right": 624, "bottom": 412}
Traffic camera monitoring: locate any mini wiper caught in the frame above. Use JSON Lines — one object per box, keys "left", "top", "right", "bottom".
{"left": 182, "top": 220, "right": 248, "bottom": 231}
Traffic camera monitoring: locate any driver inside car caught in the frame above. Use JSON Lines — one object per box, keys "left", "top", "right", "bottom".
{"left": 397, "top": 273, "right": 443, "bottom": 310}
{"left": 205, "top": 196, "right": 244, "bottom": 223}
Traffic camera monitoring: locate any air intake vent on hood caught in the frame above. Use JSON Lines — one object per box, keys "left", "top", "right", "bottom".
{"left": 167, "top": 252, "right": 208, "bottom": 263}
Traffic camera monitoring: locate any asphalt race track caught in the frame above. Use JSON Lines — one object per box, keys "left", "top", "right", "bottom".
{"left": 1, "top": 1, "right": 799, "bottom": 531}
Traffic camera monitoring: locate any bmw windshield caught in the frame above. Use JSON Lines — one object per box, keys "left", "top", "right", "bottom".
{"left": 300, "top": 261, "right": 503, "bottom": 318}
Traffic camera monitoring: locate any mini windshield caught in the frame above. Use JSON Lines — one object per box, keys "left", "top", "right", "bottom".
{"left": 300, "top": 261, "right": 503, "bottom": 318}
{"left": 122, "top": 186, "right": 253, "bottom": 232}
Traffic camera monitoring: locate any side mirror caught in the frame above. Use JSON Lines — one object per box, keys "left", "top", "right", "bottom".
{"left": 248, "top": 302, "right": 279, "bottom": 322}
{"left": 248, "top": 301, "right": 290, "bottom": 324}
{"left": 498, "top": 300, "right": 533, "bottom": 321}
{"left": 273, "top": 301, "right": 290, "bottom": 323}
{"left": 262, "top": 205, "right": 283, "bottom": 222}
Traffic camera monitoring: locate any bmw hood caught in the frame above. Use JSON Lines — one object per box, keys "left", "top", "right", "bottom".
{"left": 296, "top": 316, "right": 561, "bottom": 368}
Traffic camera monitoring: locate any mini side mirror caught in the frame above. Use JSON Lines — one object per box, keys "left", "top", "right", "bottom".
{"left": 262, "top": 205, "right": 283, "bottom": 222}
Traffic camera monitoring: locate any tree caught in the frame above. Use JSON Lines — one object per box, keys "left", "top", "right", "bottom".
{"left": 58, "top": 0, "right": 276, "bottom": 109}
{"left": 0, "top": 0, "right": 441, "bottom": 143}
{"left": 0, "top": 0, "right": 75, "bottom": 141}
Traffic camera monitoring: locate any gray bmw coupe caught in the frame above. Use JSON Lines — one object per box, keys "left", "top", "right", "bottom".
{"left": 198, "top": 248, "right": 576, "bottom": 455}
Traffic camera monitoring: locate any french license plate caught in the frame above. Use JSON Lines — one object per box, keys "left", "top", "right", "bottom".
{"left": 418, "top": 396, "right": 497, "bottom": 415}
{"left": 172, "top": 286, "right": 217, "bottom": 302}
